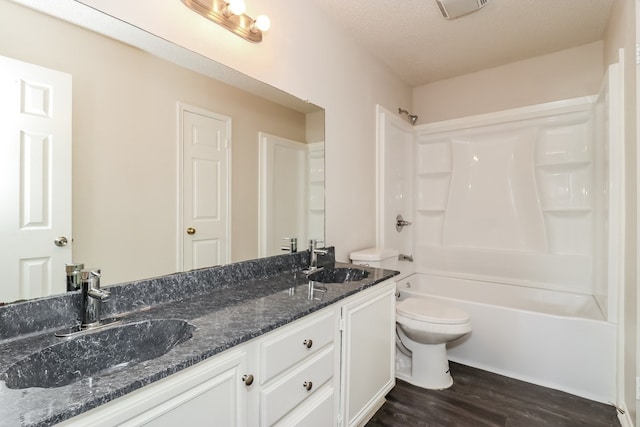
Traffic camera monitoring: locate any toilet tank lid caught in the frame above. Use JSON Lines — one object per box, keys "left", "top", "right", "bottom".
{"left": 349, "top": 247, "right": 399, "bottom": 261}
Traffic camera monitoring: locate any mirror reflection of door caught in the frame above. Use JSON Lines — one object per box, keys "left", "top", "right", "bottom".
{"left": 259, "top": 133, "right": 322, "bottom": 257}
{"left": 307, "top": 141, "right": 325, "bottom": 244}
{"left": 0, "top": 55, "right": 72, "bottom": 301}
{"left": 180, "top": 105, "right": 231, "bottom": 270}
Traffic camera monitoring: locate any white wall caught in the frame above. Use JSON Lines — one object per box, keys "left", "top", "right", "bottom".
{"left": 413, "top": 42, "right": 603, "bottom": 123}
{"left": 73, "top": 0, "right": 413, "bottom": 262}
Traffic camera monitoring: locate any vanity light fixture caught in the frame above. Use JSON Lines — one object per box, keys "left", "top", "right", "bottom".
{"left": 182, "top": 0, "right": 271, "bottom": 43}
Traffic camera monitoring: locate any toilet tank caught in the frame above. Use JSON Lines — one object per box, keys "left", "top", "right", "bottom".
{"left": 350, "top": 247, "right": 399, "bottom": 270}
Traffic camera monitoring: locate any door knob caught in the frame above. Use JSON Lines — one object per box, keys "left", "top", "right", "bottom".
{"left": 186, "top": 227, "right": 196, "bottom": 235}
{"left": 54, "top": 236, "right": 68, "bottom": 247}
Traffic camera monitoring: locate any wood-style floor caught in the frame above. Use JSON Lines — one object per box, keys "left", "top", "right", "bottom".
{"left": 367, "top": 362, "right": 620, "bottom": 427}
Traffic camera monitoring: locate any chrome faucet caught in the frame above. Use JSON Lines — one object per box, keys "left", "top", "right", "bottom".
{"left": 306, "top": 239, "right": 328, "bottom": 273}
{"left": 80, "top": 268, "right": 110, "bottom": 329}
{"left": 281, "top": 237, "right": 298, "bottom": 253}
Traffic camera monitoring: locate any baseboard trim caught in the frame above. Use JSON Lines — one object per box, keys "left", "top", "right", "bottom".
{"left": 616, "top": 402, "right": 633, "bottom": 427}
{"left": 355, "top": 397, "right": 386, "bottom": 427}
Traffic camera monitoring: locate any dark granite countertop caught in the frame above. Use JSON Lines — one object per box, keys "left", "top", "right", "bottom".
{"left": 0, "top": 251, "right": 398, "bottom": 426}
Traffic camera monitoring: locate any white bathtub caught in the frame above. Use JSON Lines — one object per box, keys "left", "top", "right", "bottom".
{"left": 396, "top": 273, "right": 616, "bottom": 404}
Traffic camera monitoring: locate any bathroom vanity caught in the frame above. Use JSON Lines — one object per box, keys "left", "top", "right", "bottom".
{"left": 0, "top": 251, "right": 397, "bottom": 426}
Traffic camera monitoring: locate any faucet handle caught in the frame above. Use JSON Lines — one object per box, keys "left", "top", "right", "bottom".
{"left": 80, "top": 268, "right": 101, "bottom": 282}
{"left": 81, "top": 268, "right": 107, "bottom": 299}
{"left": 281, "top": 237, "right": 298, "bottom": 253}
{"left": 308, "top": 239, "right": 324, "bottom": 250}
{"left": 88, "top": 287, "right": 110, "bottom": 301}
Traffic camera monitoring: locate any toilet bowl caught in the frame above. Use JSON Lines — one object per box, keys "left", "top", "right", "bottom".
{"left": 349, "top": 247, "right": 471, "bottom": 389}
{"left": 396, "top": 297, "right": 471, "bottom": 390}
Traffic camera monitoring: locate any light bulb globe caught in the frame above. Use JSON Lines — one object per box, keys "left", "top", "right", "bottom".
{"left": 255, "top": 15, "right": 271, "bottom": 32}
{"left": 227, "top": 0, "right": 246, "bottom": 15}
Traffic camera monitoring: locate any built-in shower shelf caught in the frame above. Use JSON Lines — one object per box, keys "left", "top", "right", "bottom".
{"left": 536, "top": 161, "right": 591, "bottom": 172}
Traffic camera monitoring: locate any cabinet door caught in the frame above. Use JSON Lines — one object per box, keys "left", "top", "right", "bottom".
{"left": 340, "top": 281, "right": 396, "bottom": 426}
{"left": 127, "top": 354, "right": 247, "bottom": 427}
{"left": 60, "top": 349, "right": 251, "bottom": 427}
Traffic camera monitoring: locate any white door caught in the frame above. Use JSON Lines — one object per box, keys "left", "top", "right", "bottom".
{"left": 180, "top": 105, "right": 231, "bottom": 270}
{"left": 0, "top": 55, "right": 72, "bottom": 302}
{"left": 258, "top": 133, "right": 307, "bottom": 257}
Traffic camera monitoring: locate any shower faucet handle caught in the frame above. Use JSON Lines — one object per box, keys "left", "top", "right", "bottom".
{"left": 396, "top": 214, "right": 412, "bottom": 232}
{"left": 399, "top": 253, "right": 414, "bottom": 262}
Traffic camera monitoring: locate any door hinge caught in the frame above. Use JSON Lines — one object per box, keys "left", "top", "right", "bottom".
{"left": 339, "top": 318, "right": 345, "bottom": 331}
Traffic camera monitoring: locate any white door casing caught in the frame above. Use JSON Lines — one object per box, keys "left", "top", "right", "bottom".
{"left": 258, "top": 132, "right": 307, "bottom": 257}
{"left": 178, "top": 104, "right": 231, "bottom": 271}
{"left": 307, "top": 141, "right": 325, "bottom": 244}
{"left": 0, "top": 55, "right": 72, "bottom": 302}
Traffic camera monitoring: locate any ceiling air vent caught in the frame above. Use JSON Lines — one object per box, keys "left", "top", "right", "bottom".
{"left": 435, "top": 0, "right": 488, "bottom": 19}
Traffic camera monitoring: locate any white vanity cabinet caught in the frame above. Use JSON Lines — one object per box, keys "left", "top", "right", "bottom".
{"left": 340, "top": 280, "right": 396, "bottom": 427}
{"left": 59, "top": 279, "right": 396, "bottom": 427}
{"left": 59, "top": 347, "right": 252, "bottom": 427}
{"left": 257, "top": 307, "right": 340, "bottom": 426}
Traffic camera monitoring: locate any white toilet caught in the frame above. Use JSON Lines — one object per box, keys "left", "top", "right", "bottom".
{"left": 395, "top": 297, "right": 471, "bottom": 389}
{"left": 350, "top": 247, "right": 472, "bottom": 390}
{"left": 349, "top": 247, "right": 399, "bottom": 270}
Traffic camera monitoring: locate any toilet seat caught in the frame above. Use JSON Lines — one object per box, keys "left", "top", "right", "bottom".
{"left": 397, "top": 297, "right": 469, "bottom": 325}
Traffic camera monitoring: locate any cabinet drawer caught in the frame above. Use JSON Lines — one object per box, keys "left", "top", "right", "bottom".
{"left": 261, "top": 346, "right": 334, "bottom": 426}
{"left": 275, "top": 386, "right": 334, "bottom": 427}
{"left": 260, "top": 308, "right": 335, "bottom": 383}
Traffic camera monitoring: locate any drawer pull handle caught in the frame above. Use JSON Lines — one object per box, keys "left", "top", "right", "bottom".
{"left": 303, "top": 339, "right": 313, "bottom": 349}
{"left": 242, "top": 374, "right": 254, "bottom": 386}
{"left": 303, "top": 381, "right": 313, "bottom": 391}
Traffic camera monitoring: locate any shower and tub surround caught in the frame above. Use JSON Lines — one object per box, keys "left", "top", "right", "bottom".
{"left": 410, "top": 88, "right": 620, "bottom": 320}
{"left": 375, "top": 61, "right": 622, "bottom": 406}
{"left": 379, "top": 60, "right": 622, "bottom": 316}
{"left": 0, "top": 248, "right": 399, "bottom": 426}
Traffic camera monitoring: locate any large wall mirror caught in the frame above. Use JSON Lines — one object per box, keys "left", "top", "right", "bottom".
{"left": 0, "top": 0, "right": 325, "bottom": 303}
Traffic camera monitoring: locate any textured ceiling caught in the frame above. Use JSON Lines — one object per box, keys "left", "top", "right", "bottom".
{"left": 310, "top": 0, "right": 615, "bottom": 87}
